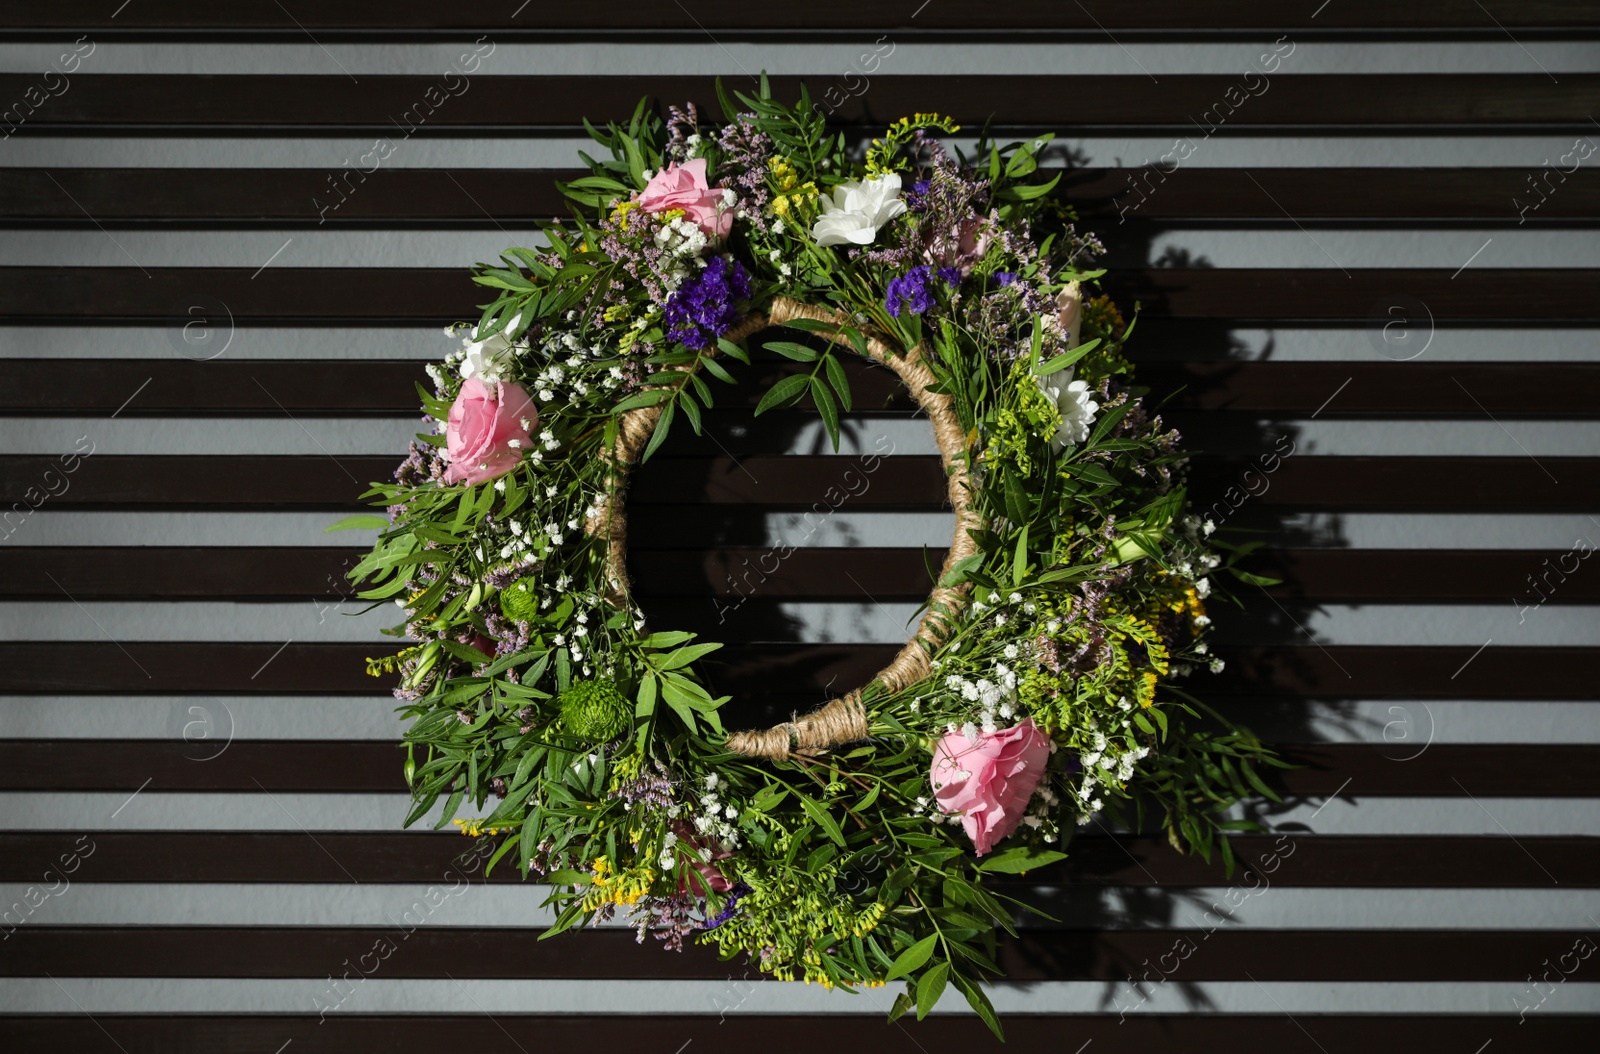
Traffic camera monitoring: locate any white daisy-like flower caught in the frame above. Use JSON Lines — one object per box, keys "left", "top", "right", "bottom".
{"left": 1036, "top": 366, "right": 1100, "bottom": 450}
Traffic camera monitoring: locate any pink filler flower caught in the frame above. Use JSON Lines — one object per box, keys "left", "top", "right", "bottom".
{"left": 636, "top": 158, "right": 733, "bottom": 240}
{"left": 930, "top": 718, "right": 1052, "bottom": 856}
{"left": 442, "top": 377, "right": 537, "bottom": 486}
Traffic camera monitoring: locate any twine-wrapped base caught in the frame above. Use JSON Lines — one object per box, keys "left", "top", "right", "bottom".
{"left": 583, "top": 296, "right": 984, "bottom": 761}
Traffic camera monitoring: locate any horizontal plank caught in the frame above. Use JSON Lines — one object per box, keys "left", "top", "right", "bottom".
{"left": 8, "top": 359, "right": 1600, "bottom": 416}
{"left": 1, "top": 741, "right": 1591, "bottom": 796}
{"left": 5, "top": 1, "right": 1599, "bottom": 37}
{"left": 2, "top": 268, "right": 1595, "bottom": 322}
{"left": 2, "top": 76, "right": 1596, "bottom": 135}
{"left": 0, "top": 356, "right": 910, "bottom": 415}
{"left": 3, "top": 455, "right": 1594, "bottom": 510}
{"left": 23, "top": 73, "right": 1600, "bottom": 135}
{"left": 0, "top": 547, "right": 1592, "bottom": 604}
{"left": 2, "top": 831, "right": 1591, "bottom": 887}
{"left": 7, "top": 168, "right": 1598, "bottom": 226}
{"left": 0, "top": 643, "right": 1591, "bottom": 699}
{"left": 0, "top": 1017, "right": 1592, "bottom": 1054}
{"left": 1, "top": 926, "right": 1574, "bottom": 982}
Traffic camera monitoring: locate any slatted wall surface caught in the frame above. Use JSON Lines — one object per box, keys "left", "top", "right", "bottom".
{"left": 2, "top": 4, "right": 1599, "bottom": 1050}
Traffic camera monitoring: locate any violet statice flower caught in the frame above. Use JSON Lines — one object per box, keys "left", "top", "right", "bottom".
{"left": 715, "top": 114, "right": 776, "bottom": 234}
{"left": 886, "top": 265, "right": 937, "bottom": 317}
{"left": 994, "top": 271, "right": 1018, "bottom": 286}
{"left": 936, "top": 266, "right": 963, "bottom": 286}
{"left": 663, "top": 256, "right": 752, "bottom": 349}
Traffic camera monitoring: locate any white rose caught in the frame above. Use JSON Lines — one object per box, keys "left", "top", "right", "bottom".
{"left": 459, "top": 312, "right": 522, "bottom": 384}
{"left": 810, "top": 173, "right": 907, "bottom": 247}
{"left": 1037, "top": 367, "right": 1100, "bottom": 450}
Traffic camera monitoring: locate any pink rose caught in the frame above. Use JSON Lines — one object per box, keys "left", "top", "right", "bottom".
{"left": 442, "top": 377, "right": 536, "bottom": 486}
{"left": 636, "top": 158, "right": 733, "bottom": 240}
{"left": 930, "top": 718, "right": 1052, "bottom": 857}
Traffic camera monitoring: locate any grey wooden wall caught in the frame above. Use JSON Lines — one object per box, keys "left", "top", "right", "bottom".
{"left": 1, "top": 4, "right": 1598, "bottom": 1051}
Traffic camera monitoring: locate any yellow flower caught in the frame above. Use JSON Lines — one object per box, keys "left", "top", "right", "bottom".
{"left": 1137, "top": 670, "right": 1159, "bottom": 708}
{"left": 610, "top": 199, "right": 639, "bottom": 230}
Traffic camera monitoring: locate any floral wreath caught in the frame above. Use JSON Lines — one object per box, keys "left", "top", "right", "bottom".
{"left": 342, "top": 79, "right": 1281, "bottom": 1035}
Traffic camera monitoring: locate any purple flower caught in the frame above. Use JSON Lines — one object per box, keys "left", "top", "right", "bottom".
{"left": 663, "top": 257, "right": 752, "bottom": 350}
{"left": 994, "top": 271, "right": 1018, "bottom": 287}
{"left": 887, "top": 265, "right": 966, "bottom": 317}
{"left": 703, "top": 882, "right": 751, "bottom": 930}
{"left": 905, "top": 179, "right": 933, "bottom": 212}
{"left": 886, "top": 266, "right": 936, "bottom": 317}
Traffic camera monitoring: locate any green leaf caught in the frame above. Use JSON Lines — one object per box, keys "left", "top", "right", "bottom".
{"left": 976, "top": 846, "right": 1069, "bottom": 874}
{"left": 884, "top": 934, "right": 938, "bottom": 981}
{"left": 810, "top": 375, "right": 840, "bottom": 451}
{"left": 641, "top": 400, "right": 675, "bottom": 462}
{"left": 642, "top": 630, "right": 696, "bottom": 648}
{"left": 1037, "top": 337, "right": 1101, "bottom": 376}
{"left": 657, "top": 642, "right": 723, "bottom": 670}
{"left": 954, "top": 973, "right": 1004, "bottom": 1040}
{"left": 915, "top": 961, "right": 950, "bottom": 1020}
{"left": 822, "top": 353, "right": 853, "bottom": 412}
{"left": 754, "top": 373, "right": 810, "bottom": 416}
{"left": 324, "top": 514, "right": 390, "bottom": 533}
{"left": 763, "top": 340, "right": 819, "bottom": 362}
{"left": 795, "top": 792, "right": 847, "bottom": 847}
{"left": 613, "top": 388, "right": 673, "bottom": 413}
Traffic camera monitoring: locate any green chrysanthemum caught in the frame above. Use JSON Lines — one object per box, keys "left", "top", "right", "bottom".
{"left": 498, "top": 578, "right": 540, "bottom": 622}
{"left": 558, "top": 679, "right": 631, "bottom": 741}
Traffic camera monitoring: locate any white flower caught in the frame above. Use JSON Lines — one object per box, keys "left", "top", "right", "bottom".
{"left": 1209, "top": 657, "right": 1226, "bottom": 674}
{"left": 1003, "top": 644, "right": 1019, "bottom": 660}
{"left": 1195, "top": 577, "right": 1212, "bottom": 599}
{"left": 1036, "top": 367, "right": 1100, "bottom": 450}
{"left": 810, "top": 173, "right": 907, "bottom": 247}
{"left": 459, "top": 313, "right": 521, "bottom": 383}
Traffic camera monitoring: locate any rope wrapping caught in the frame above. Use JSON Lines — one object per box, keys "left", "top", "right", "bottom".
{"left": 582, "top": 296, "right": 984, "bottom": 760}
